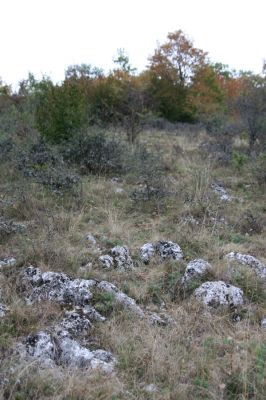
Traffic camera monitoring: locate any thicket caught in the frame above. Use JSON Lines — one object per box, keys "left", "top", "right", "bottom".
{"left": 0, "top": 30, "right": 265, "bottom": 180}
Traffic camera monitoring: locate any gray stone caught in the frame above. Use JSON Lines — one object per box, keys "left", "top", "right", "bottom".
{"left": 25, "top": 330, "right": 116, "bottom": 372}
{"left": 98, "top": 281, "right": 144, "bottom": 317}
{"left": 86, "top": 233, "right": 97, "bottom": 245}
{"left": 225, "top": 252, "right": 266, "bottom": 279}
{"left": 261, "top": 317, "right": 266, "bottom": 329}
{"left": 111, "top": 246, "right": 134, "bottom": 270}
{"left": 194, "top": 281, "right": 244, "bottom": 308}
{"left": 212, "top": 183, "right": 231, "bottom": 202}
{"left": 99, "top": 255, "right": 114, "bottom": 269}
{"left": 22, "top": 266, "right": 96, "bottom": 306}
{"left": 139, "top": 243, "right": 156, "bottom": 264}
{"left": 156, "top": 241, "right": 183, "bottom": 261}
{"left": 181, "top": 259, "right": 212, "bottom": 286}
{"left": 0, "top": 257, "right": 16, "bottom": 269}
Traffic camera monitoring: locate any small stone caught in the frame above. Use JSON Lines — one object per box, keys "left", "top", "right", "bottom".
{"left": 86, "top": 233, "right": 97, "bottom": 245}
{"left": 181, "top": 259, "right": 212, "bottom": 286}
{"left": 98, "top": 281, "right": 144, "bottom": 317}
{"left": 99, "top": 255, "right": 114, "bottom": 269}
{"left": 261, "top": 317, "right": 266, "bottom": 329}
{"left": 194, "top": 281, "right": 244, "bottom": 308}
{"left": 144, "top": 384, "right": 158, "bottom": 393}
{"left": 0, "top": 303, "right": 7, "bottom": 317}
{"left": 111, "top": 246, "right": 134, "bottom": 271}
{"left": 0, "top": 257, "right": 16, "bottom": 269}
{"left": 115, "top": 188, "right": 125, "bottom": 194}
{"left": 212, "top": 183, "right": 232, "bottom": 202}
{"left": 156, "top": 241, "right": 183, "bottom": 261}
{"left": 139, "top": 243, "right": 155, "bottom": 264}
{"left": 59, "top": 310, "right": 92, "bottom": 336}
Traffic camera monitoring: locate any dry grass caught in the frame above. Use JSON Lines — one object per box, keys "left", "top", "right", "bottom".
{"left": 0, "top": 129, "right": 265, "bottom": 399}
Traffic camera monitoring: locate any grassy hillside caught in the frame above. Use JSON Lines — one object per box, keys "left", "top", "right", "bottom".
{"left": 0, "top": 127, "right": 266, "bottom": 400}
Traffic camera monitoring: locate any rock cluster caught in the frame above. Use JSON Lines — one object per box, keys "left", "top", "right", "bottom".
{"left": 99, "top": 246, "right": 134, "bottom": 271}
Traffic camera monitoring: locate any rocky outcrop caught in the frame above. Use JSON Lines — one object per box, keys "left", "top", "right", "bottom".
{"left": 25, "top": 329, "right": 115, "bottom": 372}
{"left": 194, "top": 281, "right": 244, "bottom": 308}
{"left": 139, "top": 241, "right": 183, "bottom": 264}
{"left": 225, "top": 252, "right": 266, "bottom": 279}
{"left": 22, "top": 266, "right": 96, "bottom": 306}
{"left": 181, "top": 259, "right": 212, "bottom": 287}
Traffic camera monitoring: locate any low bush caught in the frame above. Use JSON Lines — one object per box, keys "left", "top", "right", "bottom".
{"left": 61, "top": 129, "right": 126, "bottom": 175}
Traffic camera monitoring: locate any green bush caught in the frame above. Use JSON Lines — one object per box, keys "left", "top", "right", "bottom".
{"left": 61, "top": 129, "right": 126, "bottom": 175}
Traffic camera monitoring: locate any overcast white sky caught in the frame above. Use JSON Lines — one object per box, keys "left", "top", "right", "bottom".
{"left": 1, "top": 0, "right": 265, "bottom": 87}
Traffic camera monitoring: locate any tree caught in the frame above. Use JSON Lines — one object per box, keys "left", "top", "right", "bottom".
{"left": 236, "top": 73, "right": 266, "bottom": 151}
{"left": 35, "top": 77, "right": 88, "bottom": 142}
{"left": 148, "top": 30, "right": 207, "bottom": 122}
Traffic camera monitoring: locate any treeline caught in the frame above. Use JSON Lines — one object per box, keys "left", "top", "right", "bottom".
{"left": 1, "top": 30, "right": 266, "bottom": 150}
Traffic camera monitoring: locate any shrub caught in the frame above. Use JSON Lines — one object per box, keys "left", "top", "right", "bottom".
{"left": 127, "top": 146, "right": 167, "bottom": 203}
{"left": 61, "top": 129, "right": 126, "bottom": 175}
{"left": 17, "top": 139, "right": 79, "bottom": 190}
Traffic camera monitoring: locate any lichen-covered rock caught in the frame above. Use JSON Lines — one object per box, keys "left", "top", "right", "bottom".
{"left": 225, "top": 252, "right": 266, "bottom": 279}
{"left": 0, "top": 257, "right": 16, "bottom": 269}
{"left": 194, "top": 281, "right": 244, "bottom": 308}
{"left": 25, "top": 330, "right": 116, "bottom": 372}
{"left": 86, "top": 233, "right": 97, "bottom": 245}
{"left": 111, "top": 246, "right": 134, "bottom": 270}
{"left": 181, "top": 259, "right": 212, "bottom": 286}
{"left": 156, "top": 241, "right": 183, "bottom": 261}
{"left": 59, "top": 310, "right": 92, "bottom": 336}
{"left": 261, "top": 317, "right": 266, "bottom": 329}
{"left": 148, "top": 312, "right": 174, "bottom": 326}
{"left": 0, "top": 303, "right": 7, "bottom": 317}
{"left": 139, "top": 243, "right": 155, "bottom": 264}
{"left": 212, "top": 183, "right": 231, "bottom": 202}
{"left": 22, "top": 266, "right": 96, "bottom": 306}
{"left": 99, "top": 255, "right": 114, "bottom": 269}
{"left": 98, "top": 281, "right": 144, "bottom": 317}
{"left": 0, "top": 289, "right": 7, "bottom": 317}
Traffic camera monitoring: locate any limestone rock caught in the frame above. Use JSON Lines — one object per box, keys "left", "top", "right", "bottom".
{"left": 212, "top": 183, "right": 231, "bottom": 202}
{"left": 181, "top": 259, "right": 212, "bottom": 286}
{"left": 156, "top": 241, "right": 183, "bottom": 261}
{"left": 194, "top": 281, "right": 244, "bottom": 308}
{"left": 261, "top": 317, "right": 266, "bottom": 329}
{"left": 99, "top": 255, "right": 114, "bottom": 269}
{"left": 0, "top": 257, "right": 16, "bottom": 269}
{"left": 22, "top": 266, "right": 96, "bottom": 306}
{"left": 225, "top": 252, "right": 266, "bottom": 279}
{"left": 139, "top": 241, "right": 183, "bottom": 264}
{"left": 139, "top": 243, "right": 155, "bottom": 264}
{"left": 25, "top": 330, "right": 116, "bottom": 372}
{"left": 98, "top": 281, "right": 144, "bottom": 317}
{"left": 59, "top": 310, "right": 92, "bottom": 336}
{"left": 111, "top": 246, "right": 134, "bottom": 270}
{"left": 86, "top": 233, "right": 97, "bottom": 245}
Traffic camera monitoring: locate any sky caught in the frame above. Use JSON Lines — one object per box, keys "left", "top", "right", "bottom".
{"left": 1, "top": 0, "right": 266, "bottom": 88}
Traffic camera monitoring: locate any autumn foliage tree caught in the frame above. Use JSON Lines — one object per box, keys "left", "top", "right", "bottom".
{"left": 148, "top": 30, "right": 207, "bottom": 122}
